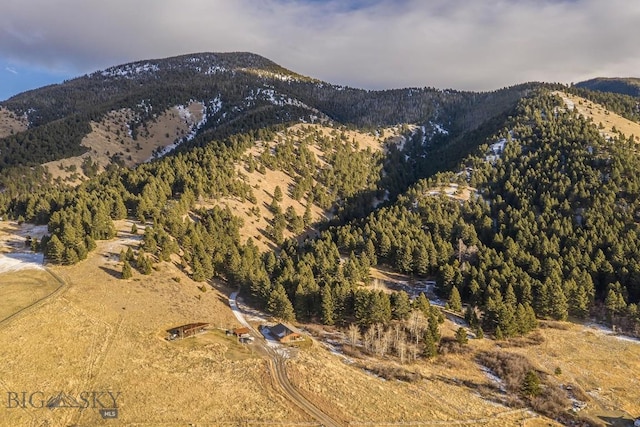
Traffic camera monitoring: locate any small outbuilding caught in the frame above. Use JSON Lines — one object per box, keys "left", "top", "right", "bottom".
{"left": 270, "top": 323, "right": 302, "bottom": 343}
{"left": 233, "top": 327, "right": 252, "bottom": 338}
{"left": 167, "top": 323, "right": 209, "bottom": 340}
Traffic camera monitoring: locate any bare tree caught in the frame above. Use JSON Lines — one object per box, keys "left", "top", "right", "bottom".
{"left": 396, "top": 336, "right": 407, "bottom": 364}
{"left": 392, "top": 323, "right": 404, "bottom": 352}
{"left": 363, "top": 325, "right": 376, "bottom": 353}
{"left": 408, "top": 310, "right": 426, "bottom": 345}
{"left": 409, "top": 343, "right": 420, "bottom": 362}
{"left": 374, "top": 326, "right": 393, "bottom": 357}
{"left": 347, "top": 323, "right": 361, "bottom": 349}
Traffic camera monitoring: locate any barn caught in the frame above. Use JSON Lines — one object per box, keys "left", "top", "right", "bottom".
{"left": 270, "top": 323, "right": 301, "bottom": 343}
{"left": 166, "top": 323, "right": 209, "bottom": 340}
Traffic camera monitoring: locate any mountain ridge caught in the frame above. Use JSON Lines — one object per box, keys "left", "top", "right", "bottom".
{"left": 0, "top": 52, "right": 538, "bottom": 173}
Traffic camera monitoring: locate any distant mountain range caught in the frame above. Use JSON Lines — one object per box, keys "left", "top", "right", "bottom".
{"left": 575, "top": 77, "right": 640, "bottom": 97}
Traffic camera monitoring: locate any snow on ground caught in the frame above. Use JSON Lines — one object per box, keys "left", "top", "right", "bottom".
{"left": 479, "top": 365, "right": 506, "bottom": 393}
{"left": 432, "top": 122, "right": 449, "bottom": 135}
{"left": 149, "top": 100, "right": 213, "bottom": 160}
{"left": 583, "top": 322, "right": 640, "bottom": 344}
{"left": 0, "top": 222, "right": 47, "bottom": 273}
{"left": 100, "top": 62, "right": 160, "bottom": 78}
{"left": 0, "top": 253, "right": 44, "bottom": 273}
{"left": 229, "top": 292, "right": 252, "bottom": 329}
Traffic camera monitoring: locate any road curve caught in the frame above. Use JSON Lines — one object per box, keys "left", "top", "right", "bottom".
{"left": 229, "top": 292, "right": 343, "bottom": 427}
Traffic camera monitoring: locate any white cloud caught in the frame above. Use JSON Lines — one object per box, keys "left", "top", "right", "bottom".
{"left": 0, "top": 0, "right": 639, "bottom": 90}
{"left": 5, "top": 66, "right": 18, "bottom": 75}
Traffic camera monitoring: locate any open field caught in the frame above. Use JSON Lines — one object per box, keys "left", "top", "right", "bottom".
{"left": 0, "top": 270, "right": 61, "bottom": 323}
{"left": 289, "top": 342, "right": 551, "bottom": 426}
{"left": 0, "top": 220, "right": 306, "bottom": 426}
{"left": 511, "top": 321, "right": 640, "bottom": 426}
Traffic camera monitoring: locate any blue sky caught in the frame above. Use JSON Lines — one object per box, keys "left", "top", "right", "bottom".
{"left": 2, "top": 0, "right": 640, "bottom": 101}
{"left": 1, "top": 60, "right": 73, "bottom": 100}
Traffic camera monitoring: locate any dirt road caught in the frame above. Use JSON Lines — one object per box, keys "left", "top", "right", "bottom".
{"left": 229, "top": 292, "right": 343, "bottom": 427}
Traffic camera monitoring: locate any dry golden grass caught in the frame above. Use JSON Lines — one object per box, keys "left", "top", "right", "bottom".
{"left": 1, "top": 219, "right": 636, "bottom": 426}
{"left": 508, "top": 321, "right": 640, "bottom": 425}
{"left": 556, "top": 91, "right": 640, "bottom": 142}
{"left": 44, "top": 102, "right": 204, "bottom": 184}
{"left": 0, "top": 220, "right": 306, "bottom": 426}
{"left": 0, "top": 107, "right": 28, "bottom": 138}
{"left": 206, "top": 123, "right": 396, "bottom": 251}
{"left": 289, "top": 341, "right": 553, "bottom": 426}
{"left": 0, "top": 270, "right": 60, "bottom": 321}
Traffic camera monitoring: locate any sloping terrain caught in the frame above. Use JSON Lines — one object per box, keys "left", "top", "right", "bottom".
{"left": 2, "top": 52, "right": 640, "bottom": 427}
{"left": 44, "top": 102, "right": 204, "bottom": 184}
{"left": 556, "top": 91, "right": 640, "bottom": 141}
{"left": 0, "top": 220, "right": 306, "bottom": 426}
{"left": 0, "top": 107, "right": 27, "bottom": 139}
{"left": 209, "top": 123, "right": 394, "bottom": 250}
{"left": 576, "top": 77, "right": 640, "bottom": 97}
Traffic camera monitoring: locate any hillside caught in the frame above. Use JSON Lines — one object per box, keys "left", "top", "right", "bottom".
{"left": 2, "top": 53, "right": 640, "bottom": 425}
{"left": 555, "top": 91, "right": 640, "bottom": 141}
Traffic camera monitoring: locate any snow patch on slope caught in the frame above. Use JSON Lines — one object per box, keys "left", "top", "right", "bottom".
{"left": 101, "top": 63, "right": 159, "bottom": 78}
{"left": 149, "top": 98, "right": 219, "bottom": 160}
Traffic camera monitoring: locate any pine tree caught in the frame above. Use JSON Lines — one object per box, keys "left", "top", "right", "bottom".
{"left": 447, "top": 285, "right": 463, "bottom": 313}
{"left": 423, "top": 327, "right": 438, "bottom": 358}
{"left": 131, "top": 223, "right": 138, "bottom": 235}
{"left": 268, "top": 284, "right": 295, "bottom": 322}
{"left": 46, "top": 235, "right": 65, "bottom": 264}
{"left": 303, "top": 202, "right": 313, "bottom": 227}
{"left": 521, "top": 370, "right": 541, "bottom": 397}
{"left": 122, "top": 260, "right": 133, "bottom": 279}
{"left": 455, "top": 327, "right": 468, "bottom": 345}
{"left": 548, "top": 281, "right": 568, "bottom": 321}
{"left": 321, "top": 285, "right": 335, "bottom": 326}
{"left": 63, "top": 247, "right": 79, "bottom": 265}
{"left": 273, "top": 185, "right": 283, "bottom": 202}
{"left": 294, "top": 284, "right": 308, "bottom": 321}
{"left": 365, "top": 239, "right": 377, "bottom": 266}
{"left": 391, "top": 290, "right": 411, "bottom": 320}
{"left": 413, "top": 293, "right": 431, "bottom": 316}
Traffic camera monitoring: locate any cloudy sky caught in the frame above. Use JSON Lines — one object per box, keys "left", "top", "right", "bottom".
{"left": 1, "top": 0, "right": 639, "bottom": 100}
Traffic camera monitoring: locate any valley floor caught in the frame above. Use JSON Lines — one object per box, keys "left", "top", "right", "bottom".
{"left": 0, "top": 221, "right": 638, "bottom": 426}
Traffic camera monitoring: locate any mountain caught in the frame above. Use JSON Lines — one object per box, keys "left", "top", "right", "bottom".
{"left": 2, "top": 53, "right": 640, "bottom": 424}
{"left": 0, "top": 52, "right": 536, "bottom": 172}
{"left": 575, "top": 77, "right": 640, "bottom": 97}
{"left": 2, "top": 52, "right": 640, "bottom": 332}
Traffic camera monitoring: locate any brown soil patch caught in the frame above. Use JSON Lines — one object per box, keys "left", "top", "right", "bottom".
{"left": 0, "top": 107, "right": 28, "bottom": 138}
{"left": 44, "top": 102, "right": 204, "bottom": 185}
